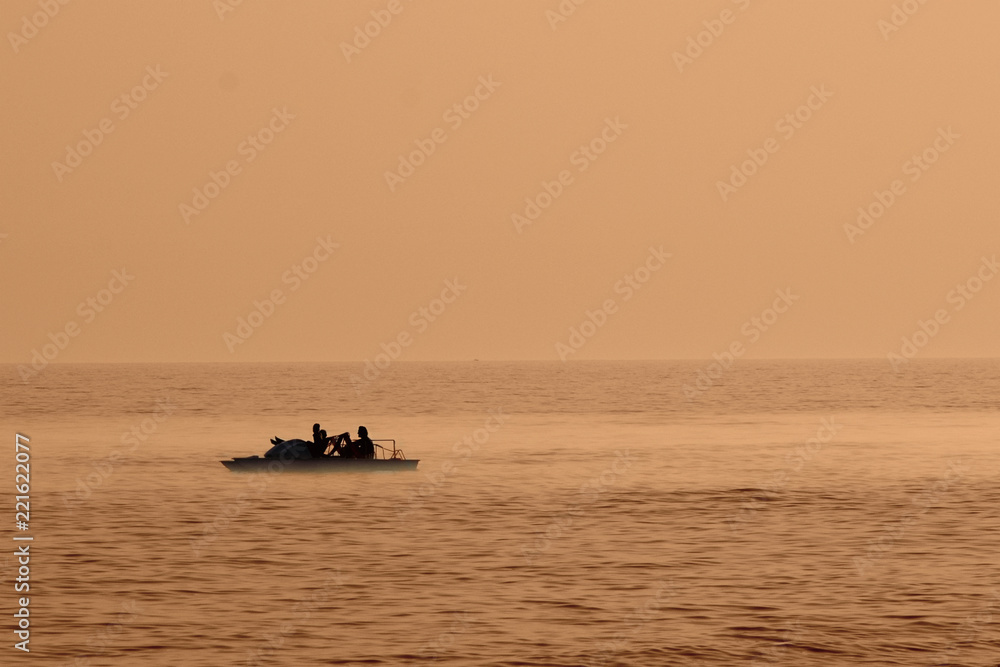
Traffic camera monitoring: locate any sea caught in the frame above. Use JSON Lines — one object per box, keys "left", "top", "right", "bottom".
{"left": 1, "top": 360, "right": 998, "bottom": 666}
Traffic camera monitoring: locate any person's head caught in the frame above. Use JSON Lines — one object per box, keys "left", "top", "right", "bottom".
{"left": 319, "top": 429, "right": 327, "bottom": 438}
{"left": 358, "top": 426, "right": 368, "bottom": 438}
{"left": 313, "top": 423, "right": 321, "bottom": 433}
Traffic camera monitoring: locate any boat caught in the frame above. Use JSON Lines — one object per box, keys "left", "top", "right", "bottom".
{"left": 220, "top": 439, "right": 418, "bottom": 472}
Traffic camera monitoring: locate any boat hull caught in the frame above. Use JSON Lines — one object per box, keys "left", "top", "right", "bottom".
{"left": 221, "top": 456, "right": 418, "bottom": 472}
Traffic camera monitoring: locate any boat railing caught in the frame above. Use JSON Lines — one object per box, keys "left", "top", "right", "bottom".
{"left": 373, "top": 440, "right": 406, "bottom": 460}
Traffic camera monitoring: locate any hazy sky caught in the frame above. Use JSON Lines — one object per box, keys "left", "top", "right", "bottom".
{"left": 2, "top": 0, "right": 998, "bottom": 365}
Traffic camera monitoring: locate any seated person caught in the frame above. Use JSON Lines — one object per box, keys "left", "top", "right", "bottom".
{"left": 308, "top": 425, "right": 333, "bottom": 458}
{"left": 333, "top": 434, "right": 358, "bottom": 458}
{"left": 331, "top": 427, "right": 372, "bottom": 459}
{"left": 356, "top": 426, "right": 375, "bottom": 459}
{"left": 329, "top": 432, "right": 348, "bottom": 457}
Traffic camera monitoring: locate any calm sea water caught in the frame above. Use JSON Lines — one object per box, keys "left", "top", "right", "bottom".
{"left": 2, "top": 360, "right": 999, "bottom": 666}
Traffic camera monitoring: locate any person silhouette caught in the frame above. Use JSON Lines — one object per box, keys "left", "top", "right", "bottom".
{"left": 356, "top": 426, "right": 375, "bottom": 459}
{"left": 272, "top": 423, "right": 331, "bottom": 458}
{"left": 330, "top": 431, "right": 351, "bottom": 457}
{"left": 331, "top": 426, "right": 372, "bottom": 458}
{"left": 309, "top": 425, "right": 334, "bottom": 458}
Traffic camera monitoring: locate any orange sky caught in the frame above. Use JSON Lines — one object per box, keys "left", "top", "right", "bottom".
{"left": 2, "top": 0, "right": 998, "bottom": 364}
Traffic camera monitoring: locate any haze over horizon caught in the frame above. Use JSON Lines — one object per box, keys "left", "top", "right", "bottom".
{"left": 3, "top": 1, "right": 999, "bottom": 366}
